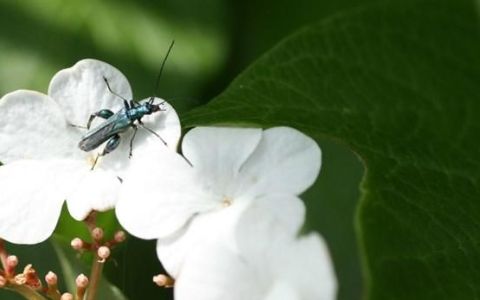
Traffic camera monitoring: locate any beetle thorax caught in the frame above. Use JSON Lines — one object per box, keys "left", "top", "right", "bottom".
{"left": 129, "top": 105, "right": 151, "bottom": 119}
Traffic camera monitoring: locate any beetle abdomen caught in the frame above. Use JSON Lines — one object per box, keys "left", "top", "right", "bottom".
{"left": 78, "top": 122, "right": 116, "bottom": 152}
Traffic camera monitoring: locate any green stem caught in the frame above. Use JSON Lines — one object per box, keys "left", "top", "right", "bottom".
{"left": 85, "top": 256, "right": 103, "bottom": 300}
{"left": 0, "top": 239, "right": 8, "bottom": 273}
{"left": 5, "top": 285, "right": 47, "bottom": 300}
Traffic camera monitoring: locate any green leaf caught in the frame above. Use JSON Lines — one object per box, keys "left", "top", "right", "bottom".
{"left": 182, "top": 0, "right": 480, "bottom": 299}
{"left": 222, "top": 0, "right": 374, "bottom": 77}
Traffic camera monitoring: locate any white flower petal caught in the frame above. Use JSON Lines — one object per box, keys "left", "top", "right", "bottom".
{"left": 156, "top": 199, "right": 250, "bottom": 277}
{"left": 234, "top": 194, "right": 306, "bottom": 255}
{"left": 48, "top": 59, "right": 132, "bottom": 127}
{"left": 98, "top": 99, "right": 181, "bottom": 177}
{"left": 0, "top": 90, "right": 81, "bottom": 163}
{"left": 0, "top": 160, "right": 83, "bottom": 244}
{"left": 66, "top": 169, "right": 122, "bottom": 220}
{"left": 181, "top": 127, "right": 262, "bottom": 198}
{"left": 172, "top": 195, "right": 335, "bottom": 300}
{"left": 275, "top": 233, "right": 337, "bottom": 300}
{"left": 116, "top": 149, "right": 218, "bottom": 240}
{"left": 174, "top": 237, "right": 258, "bottom": 300}
{"left": 235, "top": 195, "right": 336, "bottom": 299}
{"left": 175, "top": 230, "right": 335, "bottom": 300}
{"left": 136, "top": 98, "right": 181, "bottom": 152}
{"left": 264, "top": 282, "right": 301, "bottom": 300}
{"left": 238, "top": 127, "right": 321, "bottom": 197}
{"left": 159, "top": 194, "right": 303, "bottom": 283}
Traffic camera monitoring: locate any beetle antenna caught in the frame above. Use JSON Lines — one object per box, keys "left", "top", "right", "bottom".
{"left": 103, "top": 77, "right": 130, "bottom": 102}
{"left": 152, "top": 40, "right": 175, "bottom": 100}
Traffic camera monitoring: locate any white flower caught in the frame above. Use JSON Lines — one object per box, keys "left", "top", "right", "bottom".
{"left": 116, "top": 126, "right": 322, "bottom": 277}
{"left": 0, "top": 59, "right": 180, "bottom": 244}
{"left": 174, "top": 195, "right": 337, "bottom": 300}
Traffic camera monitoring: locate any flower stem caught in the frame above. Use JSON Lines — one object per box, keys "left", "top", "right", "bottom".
{"left": 0, "top": 239, "right": 8, "bottom": 272}
{"left": 85, "top": 255, "right": 103, "bottom": 300}
{"left": 5, "top": 285, "right": 47, "bottom": 300}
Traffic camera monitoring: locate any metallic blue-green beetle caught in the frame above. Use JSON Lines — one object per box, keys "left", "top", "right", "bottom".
{"left": 78, "top": 91, "right": 166, "bottom": 157}
{"left": 78, "top": 41, "right": 174, "bottom": 169}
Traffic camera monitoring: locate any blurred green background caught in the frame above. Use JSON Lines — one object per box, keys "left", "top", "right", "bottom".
{"left": 0, "top": 0, "right": 365, "bottom": 299}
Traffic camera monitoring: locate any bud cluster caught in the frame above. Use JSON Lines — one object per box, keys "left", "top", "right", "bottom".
{"left": 0, "top": 221, "right": 127, "bottom": 299}
{"left": 70, "top": 226, "right": 126, "bottom": 263}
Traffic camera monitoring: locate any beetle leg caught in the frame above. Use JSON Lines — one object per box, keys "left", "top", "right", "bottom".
{"left": 69, "top": 123, "right": 87, "bottom": 129}
{"left": 102, "top": 134, "right": 121, "bottom": 155}
{"left": 90, "top": 134, "right": 121, "bottom": 170}
{"left": 87, "top": 109, "right": 114, "bottom": 129}
{"left": 91, "top": 154, "right": 100, "bottom": 170}
{"left": 129, "top": 125, "right": 138, "bottom": 158}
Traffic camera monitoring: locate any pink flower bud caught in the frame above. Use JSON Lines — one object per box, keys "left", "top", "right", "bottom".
{"left": 6, "top": 255, "right": 18, "bottom": 268}
{"left": 91, "top": 227, "right": 104, "bottom": 241}
{"left": 45, "top": 271, "right": 58, "bottom": 286}
{"left": 114, "top": 230, "right": 126, "bottom": 243}
{"left": 97, "top": 246, "right": 111, "bottom": 261}
{"left": 60, "top": 293, "right": 73, "bottom": 300}
{"left": 153, "top": 274, "right": 174, "bottom": 288}
{"left": 75, "top": 274, "right": 89, "bottom": 288}
{"left": 70, "top": 238, "right": 83, "bottom": 250}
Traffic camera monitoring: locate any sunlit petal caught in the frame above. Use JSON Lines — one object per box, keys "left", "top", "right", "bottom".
{"left": 0, "top": 160, "right": 85, "bottom": 244}
{"left": 238, "top": 127, "right": 321, "bottom": 197}
{"left": 0, "top": 90, "right": 81, "bottom": 163}
{"left": 116, "top": 149, "right": 218, "bottom": 240}
{"left": 66, "top": 169, "right": 122, "bottom": 220}
{"left": 181, "top": 127, "right": 262, "bottom": 198}
{"left": 48, "top": 59, "right": 132, "bottom": 127}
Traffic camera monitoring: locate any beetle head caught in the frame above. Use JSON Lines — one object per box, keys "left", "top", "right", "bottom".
{"left": 150, "top": 104, "right": 161, "bottom": 112}
{"left": 145, "top": 98, "right": 165, "bottom": 113}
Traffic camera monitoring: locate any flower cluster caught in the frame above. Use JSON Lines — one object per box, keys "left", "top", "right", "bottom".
{"left": 117, "top": 126, "right": 337, "bottom": 299}
{"left": 0, "top": 60, "right": 336, "bottom": 299}
{"left": 0, "top": 59, "right": 180, "bottom": 244}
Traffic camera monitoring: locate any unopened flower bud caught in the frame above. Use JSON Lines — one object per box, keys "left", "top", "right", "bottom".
{"left": 45, "top": 271, "right": 58, "bottom": 286}
{"left": 97, "top": 246, "right": 111, "bottom": 261}
{"left": 153, "top": 274, "right": 175, "bottom": 288}
{"left": 75, "top": 274, "right": 89, "bottom": 299}
{"left": 71, "top": 238, "right": 84, "bottom": 250}
{"left": 91, "top": 227, "right": 104, "bottom": 241}
{"left": 114, "top": 230, "right": 126, "bottom": 243}
{"left": 6, "top": 255, "right": 18, "bottom": 268}
{"left": 45, "top": 271, "right": 60, "bottom": 298}
{"left": 75, "top": 274, "right": 89, "bottom": 288}
{"left": 60, "top": 293, "right": 73, "bottom": 300}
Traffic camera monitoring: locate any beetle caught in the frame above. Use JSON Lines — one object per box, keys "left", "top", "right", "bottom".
{"left": 78, "top": 41, "right": 174, "bottom": 169}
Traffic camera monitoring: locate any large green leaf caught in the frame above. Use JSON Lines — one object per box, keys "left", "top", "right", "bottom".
{"left": 183, "top": 0, "right": 480, "bottom": 299}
